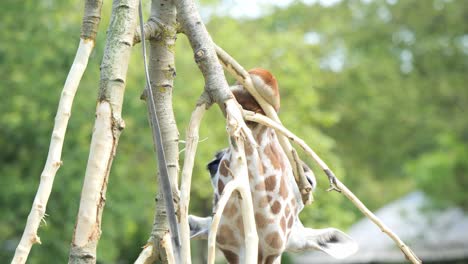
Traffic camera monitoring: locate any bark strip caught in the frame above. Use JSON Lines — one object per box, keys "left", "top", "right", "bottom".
{"left": 69, "top": 0, "right": 138, "bottom": 263}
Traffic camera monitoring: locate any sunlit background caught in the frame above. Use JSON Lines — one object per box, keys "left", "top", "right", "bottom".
{"left": 1, "top": 0, "right": 467, "bottom": 263}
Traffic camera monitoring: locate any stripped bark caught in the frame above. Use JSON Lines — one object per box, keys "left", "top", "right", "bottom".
{"left": 68, "top": 0, "right": 138, "bottom": 263}
{"left": 243, "top": 110, "right": 422, "bottom": 264}
{"left": 207, "top": 181, "right": 241, "bottom": 263}
{"left": 179, "top": 104, "right": 207, "bottom": 264}
{"left": 12, "top": 1, "right": 103, "bottom": 263}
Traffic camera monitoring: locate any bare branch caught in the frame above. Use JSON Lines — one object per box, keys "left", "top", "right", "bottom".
{"left": 13, "top": 1, "right": 103, "bottom": 263}
{"left": 13, "top": 38, "right": 95, "bottom": 264}
{"left": 243, "top": 110, "right": 422, "bottom": 264}
{"left": 179, "top": 104, "right": 207, "bottom": 264}
{"left": 133, "top": 17, "right": 164, "bottom": 45}
{"left": 175, "top": 0, "right": 233, "bottom": 105}
{"left": 207, "top": 181, "right": 241, "bottom": 264}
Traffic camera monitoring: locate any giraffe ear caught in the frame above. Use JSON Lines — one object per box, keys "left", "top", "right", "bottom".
{"left": 287, "top": 223, "right": 358, "bottom": 259}
{"left": 248, "top": 68, "right": 280, "bottom": 112}
{"left": 188, "top": 215, "right": 212, "bottom": 240}
{"left": 304, "top": 228, "right": 358, "bottom": 259}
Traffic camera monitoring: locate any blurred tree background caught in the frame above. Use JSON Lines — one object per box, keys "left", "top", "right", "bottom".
{"left": 1, "top": 0, "right": 467, "bottom": 263}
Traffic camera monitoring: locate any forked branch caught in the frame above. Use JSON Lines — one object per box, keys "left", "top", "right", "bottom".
{"left": 176, "top": 0, "right": 261, "bottom": 261}
{"left": 243, "top": 110, "right": 422, "bottom": 264}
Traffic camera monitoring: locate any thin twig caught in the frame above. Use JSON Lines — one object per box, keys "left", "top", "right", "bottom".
{"left": 12, "top": 39, "right": 95, "bottom": 264}
{"left": 243, "top": 110, "right": 422, "bottom": 264}
{"left": 207, "top": 181, "right": 241, "bottom": 264}
{"left": 179, "top": 104, "right": 207, "bottom": 264}
{"left": 133, "top": 17, "right": 164, "bottom": 45}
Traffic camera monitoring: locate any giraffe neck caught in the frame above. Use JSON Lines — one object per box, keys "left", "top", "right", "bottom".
{"left": 215, "top": 123, "right": 302, "bottom": 264}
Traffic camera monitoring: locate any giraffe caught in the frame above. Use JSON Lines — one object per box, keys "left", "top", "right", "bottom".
{"left": 189, "top": 68, "right": 357, "bottom": 263}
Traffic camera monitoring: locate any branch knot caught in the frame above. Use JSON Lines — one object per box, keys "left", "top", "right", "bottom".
{"left": 194, "top": 48, "right": 207, "bottom": 62}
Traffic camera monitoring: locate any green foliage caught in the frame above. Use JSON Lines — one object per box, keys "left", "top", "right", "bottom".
{"left": 407, "top": 133, "right": 468, "bottom": 209}
{"left": 1, "top": 0, "right": 467, "bottom": 263}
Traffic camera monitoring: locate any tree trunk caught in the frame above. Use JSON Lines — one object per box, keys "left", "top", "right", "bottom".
{"left": 68, "top": 0, "right": 138, "bottom": 263}
{"left": 147, "top": 0, "right": 180, "bottom": 262}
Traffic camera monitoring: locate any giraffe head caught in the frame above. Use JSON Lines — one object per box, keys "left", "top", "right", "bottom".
{"left": 231, "top": 68, "right": 280, "bottom": 115}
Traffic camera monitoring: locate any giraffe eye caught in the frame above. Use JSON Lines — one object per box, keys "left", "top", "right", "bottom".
{"left": 302, "top": 163, "right": 317, "bottom": 191}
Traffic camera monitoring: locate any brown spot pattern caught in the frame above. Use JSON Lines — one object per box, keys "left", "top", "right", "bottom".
{"left": 255, "top": 181, "right": 265, "bottom": 190}
{"left": 221, "top": 249, "right": 239, "bottom": 264}
{"left": 255, "top": 212, "right": 269, "bottom": 228}
{"left": 271, "top": 200, "right": 282, "bottom": 214}
{"left": 223, "top": 202, "right": 238, "bottom": 218}
{"left": 257, "top": 158, "right": 265, "bottom": 174}
{"left": 279, "top": 176, "right": 288, "bottom": 199}
{"left": 265, "top": 254, "right": 280, "bottom": 264}
{"left": 219, "top": 159, "right": 230, "bottom": 177}
{"left": 280, "top": 216, "right": 287, "bottom": 234}
{"left": 217, "top": 225, "right": 236, "bottom": 246}
{"left": 285, "top": 203, "right": 291, "bottom": 217}
{"left": 287, "top": 215, "right": 294, "bottom": 228}
{"left": 264, "top": 144, "right": 281, "bottom": 169}
{"left": 264, "top": 175, "right": 276, "bottom": 191}
{"left": 245, "top": 141, "right": 253, "bottom": 156}
{"left": 218, "top": 179, "right": 225, "bottom": 194}
{"left": 248, "top": 171, "right": 254, "bottom": 180}
{"left": 255, "top": 126, "right": 268, "bottom": 143}
{"left": 265, "top": 232, "right": 283, "bottom": 249}
{"left": 267, "top": 195, "right": 273, "bottom": 203}
{"left": 258, "top": 195, "right": 269, "bottom": 208}
{"left": 236, "top": 215, "right": 244, "bottom": 235}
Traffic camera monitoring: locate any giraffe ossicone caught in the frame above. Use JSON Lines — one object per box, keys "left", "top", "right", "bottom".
{"left": 189, "top": 68, "right": 357, "bottom": 263}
